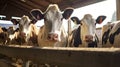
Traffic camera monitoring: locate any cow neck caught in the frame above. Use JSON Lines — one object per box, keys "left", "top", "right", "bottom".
{"left": 42, "top": 25, "right": 50, "bottom": 39}
{"left": 30, "top": 24, "right": 38, "bottom": 36}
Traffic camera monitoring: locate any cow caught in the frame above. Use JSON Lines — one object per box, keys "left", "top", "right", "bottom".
{"left": 102, "top": 21, "right": 120, "bottom": 47}
{"left": 0, "top": 27, "right": 9, "bottom": 45}
{"left": 102, "top": 22, "right": 114, "bottom": 47}
{"left": 70, "top": 14, "right": 106, "bottom": 47}
{"left": 10, "top": 15, "right": 38, "bottom": 46}
{"left": 30, "top": 4, "right": 74, "bottom": 47}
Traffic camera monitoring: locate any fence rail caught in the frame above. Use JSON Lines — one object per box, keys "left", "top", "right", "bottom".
{"left": 0, "top": 45, "right": 120, "bottom": 67}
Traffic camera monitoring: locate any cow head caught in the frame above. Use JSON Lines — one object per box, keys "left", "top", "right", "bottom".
{"left": 71, "top": 14, "right": 106, "bottom": 43}
{"left": 11, "top": 15, "right": 37, "bottom": 41}
{"left": 30, "top": 4, "right": 74, "bottom": 41}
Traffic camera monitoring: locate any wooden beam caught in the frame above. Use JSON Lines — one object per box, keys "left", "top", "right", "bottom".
{"left": 29, "top": 0, "right": 49, "bottom": 11}
{"left": 8, "top": 2, "right": 29, "bottom": 13}
{"left": 0, "top": 45, "right": 120, "bottom": 67}
{"left": 0, "top": 3, "right": 31, "bottom": 20}
{"left": 30, "top": 0, "right": 46, "bottom": 8}
{"left": 44, "top": 0, "right": 53, "bottom": 4}
{"left": 10, "top": 0, "right": 33, "bottom": 10}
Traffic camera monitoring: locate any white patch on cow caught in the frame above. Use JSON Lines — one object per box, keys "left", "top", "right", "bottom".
{"left": 72, "top": 24, "right": 80, "bottom": 31}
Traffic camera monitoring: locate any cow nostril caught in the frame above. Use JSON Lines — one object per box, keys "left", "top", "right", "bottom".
{"left": 20, "top": 32, "right": 26, "bottom": 36}
{"left": 54, "top": 34, "right": 58, "bottom": 38}
{"left": 47, "top": 33, "right": 58, "bottom": 41}
{"left": 85, "top": 36, "right": 88, "bottom": 39}
{"left": 23, "top": 33, "right": 26, "bottom": 36}
{"left": 85, "top": 35, "right": 93, "bottom": 41}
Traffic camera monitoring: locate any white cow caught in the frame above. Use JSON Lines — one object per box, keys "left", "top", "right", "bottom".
{"left": 30, "top": 4, "right": 74, "bottom": 47}
{"left": 10, "top": 15, "right": 38, "bottom": 46}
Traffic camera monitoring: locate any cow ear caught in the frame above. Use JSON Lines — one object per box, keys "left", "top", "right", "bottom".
{"left": 96, "top": 15, "right": 106, "bottom": 24}
{"left": 30, "top": 9, "right": 44, "bottom": 20}
{"left": 63, "top": 8, "right": 74, "bottom": 19}
{"left": 11, "top": 19, "right": 19, "bottom": 25}
{"left": 71, "top": 17, "right": 81, "bottom": 25}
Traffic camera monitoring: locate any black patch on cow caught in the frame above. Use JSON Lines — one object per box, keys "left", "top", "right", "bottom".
{"left": 73, "top": 26, "right": 82, "bottom": 47}
{"left": 109, "top": 34, "right": 114, "bottom": 44}
{"left": 102, "top": 29, "right": 111, "bottom": 45}
{"left": 109, "top": 27, "right": 120, "bottom": 45}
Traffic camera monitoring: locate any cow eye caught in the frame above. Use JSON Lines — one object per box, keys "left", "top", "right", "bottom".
{"left": 61, "top": 18, "right": 63, "bottom": 21}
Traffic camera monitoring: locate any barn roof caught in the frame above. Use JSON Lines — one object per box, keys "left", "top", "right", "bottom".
{"left": 0, "top": 0, "right": 105, "bottom": 20}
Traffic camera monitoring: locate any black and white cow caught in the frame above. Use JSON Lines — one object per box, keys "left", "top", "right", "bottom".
{"left": 102, "top": 21, "right": 120, "bottom": 47}
{"left": 70, "top": 14, "right": 106, "bottom": 47}
{"left": 30, "top": 4, "right": 74, "bottom": 47}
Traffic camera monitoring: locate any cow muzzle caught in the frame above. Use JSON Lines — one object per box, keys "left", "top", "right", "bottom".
{"left": 47, "top": 33, "right": 59, "bottom": 41}
{"left": 20, "top": 32, "right": 26, "bottom": 37}
{"left": 85, "top": 35, "right": 93, "bottom": 42}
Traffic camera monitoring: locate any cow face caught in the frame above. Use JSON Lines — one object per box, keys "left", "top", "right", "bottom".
{"left": 11, "top": 15, "right": 32, "bottom": 40}
{"left": 71, "top": 14, "right": 106, "bottom": 44}
{"left": 30, "top": 4, "right": 73, "bottom": 41}
{"left": 81, "top": 14, "right": 96, "bottom": 42}
{"left": 19, "top": 16, "right": 31, "bottom": 34}
{"left": 81, "top": 14, "right": 106, "bottom": 43}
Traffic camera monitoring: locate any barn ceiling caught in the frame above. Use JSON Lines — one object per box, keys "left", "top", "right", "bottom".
{"left": 0, "top": 0, "right": 105, "bottom": 20}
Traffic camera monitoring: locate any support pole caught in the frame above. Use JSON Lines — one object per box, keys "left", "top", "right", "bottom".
{"left": 116, "top": 0, "right": 120, "bottom": 20}
{"left": 67, "top": 19, "right": 71, "bottom": 47}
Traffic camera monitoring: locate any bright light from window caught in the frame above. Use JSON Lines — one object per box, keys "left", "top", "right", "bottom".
{"left": 12, "top": 16, "right": 21, "bottom": 19}
{"left": 0, "top": 15, "right": 6, "bottom": 19}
